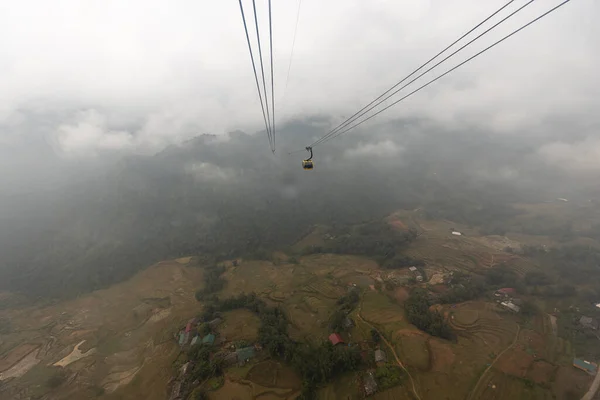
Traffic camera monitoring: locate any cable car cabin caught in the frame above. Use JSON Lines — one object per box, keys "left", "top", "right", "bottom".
{"left": 302, "top": 159, "right": 314, "bottom": 170}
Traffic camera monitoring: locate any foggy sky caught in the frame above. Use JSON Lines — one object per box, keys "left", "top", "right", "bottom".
{"left": 0, "top": 0, "right": 599, "bottom": 180}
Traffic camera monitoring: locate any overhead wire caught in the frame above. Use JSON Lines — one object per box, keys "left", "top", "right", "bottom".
{"left": 252, "top": 0, "right": 275, "bottom": 151}
{"left": 308, "top": 0, "right": 522, "bottom": 148}
{"left": 317, "top": 0, "right": 573, "bottom": 146}
{"left": 238, "top": 0, "right": 273, "bottom": 149}
{"left": 281, "top": 0, "right": 302, "bottom": 107}
{"left": 268, "top": 0, "right": 276, "bottom": 151}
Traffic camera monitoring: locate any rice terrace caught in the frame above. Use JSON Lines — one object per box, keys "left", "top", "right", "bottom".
{"left": 1, "top": 205, "right": 599, "bottom": 400}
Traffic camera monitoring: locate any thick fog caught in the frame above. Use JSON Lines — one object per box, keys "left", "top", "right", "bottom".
{"left": 0, "top": 0, "right": 599, "bottom": 298}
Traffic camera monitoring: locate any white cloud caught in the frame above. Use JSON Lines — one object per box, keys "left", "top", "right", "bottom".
{"left": 185, "top": 162, "right": 235, "bottom": 182}
{"left": 57, "top": 110, "right": 134, "bottom": 154}
{"left": 344, "top": 140, "right": 404, "bottom": 158}
{"left": 0, "top": 0, "right": 598, "bottom": 154}
{"left": 538, "top": 137, "right": 600, "bottom": 172}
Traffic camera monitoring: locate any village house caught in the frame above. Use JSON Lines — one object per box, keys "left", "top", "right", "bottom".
{"left": 236, "top": 347, "right": 256, "bottom": 366}
{"left": 208, "top": 318, "right": 223, "bottom": 329}
{"left": 363, "top": 371, "right": 378, "bottom": 396}
{"left": 500, "top": 301, "right": 520, "bottom": 313}
{"left": 223, "top": 352, "right": 238, "bottom": 366}
{"left": 202, "top": 333, "right": 216, "bottom": 345}
{"left": 579, "top": 316, "right": 599, "bottom": 330}
{"left": 374, "top": 349, "right": 387, "bottom": 364}
{"left": 343, "top": 317, "right": 355, "bottom": 330}
{"left": 573, "top": 358, "right": 598, "bottom": 375}
{"left": 329, "top": 333, "right": 344, "bottom": 346}
{"left": 495, "top": 288, "right": 517, "bottom": 298}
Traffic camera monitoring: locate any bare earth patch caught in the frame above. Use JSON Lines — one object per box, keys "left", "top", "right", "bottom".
{"left": 429, "top": 338, "right": 456, "bottom": 372}
{"left": 0, "top": 348, "right": 40, "bottom": 381}
{"left": 103, "top": 364, "right": 143, "bottom": 393}
{"left": 0, "top": 344, "right": 40, "bottom": 372}
{"left": 147, "top": 308, "right": 171, "bottom": 324}
{"left": 53, "top": 340, "right": 96, "bottom": 368}
{"left": 393, "top": 287, "right": 409, "bottom": 302}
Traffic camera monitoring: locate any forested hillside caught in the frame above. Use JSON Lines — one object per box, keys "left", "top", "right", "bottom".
{"left": 0, "top": 120, "right": 576, "bottom": 299}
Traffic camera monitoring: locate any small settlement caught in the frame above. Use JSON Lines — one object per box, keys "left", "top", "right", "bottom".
{"left": 169, "top": 316, "right": 262, "bottom": 400}
{"left": 494, "top": 288, "right": 521, "bottom": 313}
{"left": 327, "top": 330, "right": 391, "bottom": 397}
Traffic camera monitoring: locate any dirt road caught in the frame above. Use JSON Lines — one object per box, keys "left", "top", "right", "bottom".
{"left": 467, "top": 323, "right": 520, "bottom": 400}
{"left": 357, "top": 297, "right": 421, "bottom": 400}
{"left": 581, "top": 364, "right": 600, "bottom": 400}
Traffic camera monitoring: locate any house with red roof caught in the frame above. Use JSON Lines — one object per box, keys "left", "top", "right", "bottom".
{"left": 329, "top": 333, "right": 344, "bottom": 346}
{"left": 495, "top": 288, "right": 516, "bottom": 297}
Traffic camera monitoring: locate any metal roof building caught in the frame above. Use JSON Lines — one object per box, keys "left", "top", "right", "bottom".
{"left": 329, "top": 333, "right": 344, "bottom": 346}
{"left": 202, "top": 333, "right": 216, "bottom": 345}
{"left": 573, "top": 358, "right": 598, "bottom": 375}
{"left": 236, "top": 346, "right": 256, "bottom": 361}
{"left": 375, "top": 349, "right": 387, "bottom": 363}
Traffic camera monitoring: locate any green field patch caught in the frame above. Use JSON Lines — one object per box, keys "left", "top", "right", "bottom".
{"left": 318, "top": 372, "right": 360, "bottom": 400}
{"left": 220, "top": 309, "right": 261, "bottom": 342}
{"left": 375, "top": 365, "right": 405, "bottom": 390}
{"left": 246, "top": 360, "right": 301, "bottom": 390}
{"left": 361, "top": 292, "right": 408, "bottom": 329}
{"left": 397, "top": 335, "right": 430, "bottom": 371}
{"left": 453, "top": 309, "right": 480, "bottom": 327}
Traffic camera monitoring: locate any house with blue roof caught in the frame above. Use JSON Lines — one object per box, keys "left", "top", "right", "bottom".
{"left": 236, "top": 346, "right": 256, "bottom": 365}
{"left": 573, "top": 358, "right": 598, "bottom": 375}
{"left": 202, "top": 333, "right": 216, "bottom": 345}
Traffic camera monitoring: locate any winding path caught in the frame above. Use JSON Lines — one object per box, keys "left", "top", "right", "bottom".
{"left": 581, "top": 363, "right": 600, "bottom": 400}
{"left": 466, "top": 323, "right": 520, "bottom": 400}
{"left": 357, "top": 296, "right": 421, "bottom": 400}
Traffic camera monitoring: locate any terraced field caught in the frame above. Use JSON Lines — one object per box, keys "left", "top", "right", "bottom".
{"left": 473, "top": 369, "right": 554, "bottom": 400}
{"left": 301, "top": 280, "right": 345, "bottom": 299}
{"left": 450, "top": 303, "right": 518, "bottom": 353}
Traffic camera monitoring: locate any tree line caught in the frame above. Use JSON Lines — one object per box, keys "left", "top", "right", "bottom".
{"left": 302, "top": 221, "right": 420, "bottom": 267}
{"left": 405, "top": 288, "right": 454, "bottom": 340}
{"left": 194, "top": 264, "right": 226, "bottom": 301}
{"left": 329, "top": 289, "right": 359, "bottom": 332}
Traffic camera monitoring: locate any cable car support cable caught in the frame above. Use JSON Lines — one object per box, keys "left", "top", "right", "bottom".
{"left": 238, "top": 0, "right": 274, "bottom": 150}
{"left": 268, "top": 0, "right": 276, "bottom": 150}
{"left": 252, "top": 0, "right": 275, "bottom": 151}
{"left": 309, "top": 0, "right": 526, "bottom": 149}
{"left": 316, "top": 0, "right": 573, "bottom": 146}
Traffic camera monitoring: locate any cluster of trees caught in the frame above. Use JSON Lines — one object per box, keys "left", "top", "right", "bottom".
{"left": 195, "top": 292, "right": 364, "bottom": 399}
{"left": 405, "top": 289, "right": 454, "bottom": 340}
{"left": 557, "top": 307, "right": 600, "bottom": 360}
{"left": 524, "top": 245, "right": 600, "bottom": 288}
{"left": 329, "top": 289, "right": 359, "bottom": 332}
{"left": 292, "top": 343, "right": 362, "bottom": 399}
{"left": 46, "top": 368, "right": 67, "bottom": 388}
{"left": 337, "top": 290, "right": 359, "bottom": 311}
{"left": 304, "top": 222, "right": 419, "bottom": 267}
{"left": 423, "top": 196, "right": 520, "bottom": 235}
{"left": 194, "top": 264, "right": 226, "bottom": 301}
{"left": 187, "top": 343, "right": 224, "bottom": 382}
{"left": 437, "top": 278, "right": 486, "bottom": 304}
{"left": 370, "top": 329, "right": 381, "bottom": 343}
{"left": 437, "top": 266, "right": 523, "bottom": 304}
{"left": 374, "top": 366, "right": 405, "bottom": 390}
